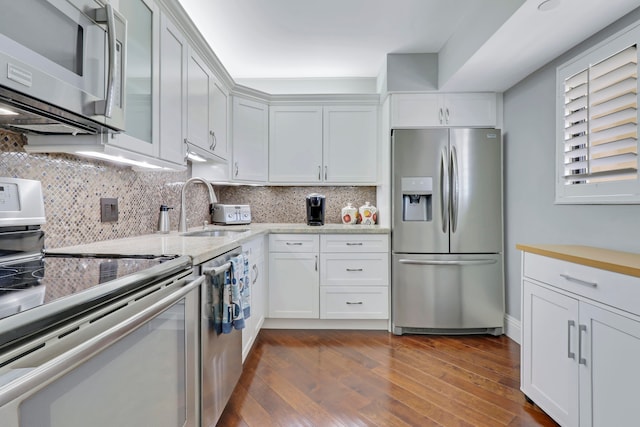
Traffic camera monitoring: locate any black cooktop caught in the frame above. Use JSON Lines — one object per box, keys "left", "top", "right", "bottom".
{"left": 0, "top": 253, "right": 176, "bottom": 322}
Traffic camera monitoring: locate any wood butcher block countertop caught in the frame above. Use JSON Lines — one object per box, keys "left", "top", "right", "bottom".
{"left": 516, "top": 244, "right": 640, "bottom": 278}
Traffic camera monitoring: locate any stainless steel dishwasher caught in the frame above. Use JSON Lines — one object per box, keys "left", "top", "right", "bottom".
{"left": 198, "top": 247, "right": 243, "bottom": 427}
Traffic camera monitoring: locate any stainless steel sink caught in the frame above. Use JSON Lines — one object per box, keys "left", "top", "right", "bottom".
{"left": 181, "top": 229, "right": 249, "bottom": 237}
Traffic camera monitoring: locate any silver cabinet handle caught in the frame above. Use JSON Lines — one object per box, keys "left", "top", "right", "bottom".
{"left": 440, "top": 149, "right": 449, "bottom": 234}
{"left": 318, "top": 165, "right": 321, "bottom": 181}
{"left": 568, "top": 320, "right": 576, "bottom": 360}
{"left": 324, "top": 165, "right": 328, "bottom": 181}
{"left": 286, "top": 242, "right": 303, "bottom": 246}
{"left": 209, "top": 130, "right": 217, "bottom": 151}
{"left": 578, "top": 324, "right": 587, "bottom": 365}
{"left": 252, "top": 264, "right": 258, "bottom": 284}
{"left": 0, "top": 275, "right": 205, "bottom": 406}
{"left": 234, "top": 162, "right": 239, "bottom": 177}
{"left": 346, "top": 301, "right": 363, "bottom": 305}
{"left": 94, "top": 3, "right": 117, "bottom": 118}
{"left": 183, "top": 138, "right": 189, "bottom": 162}
{"left": 346, "top": 242, "right": 363, "bottom": 246}
{"left": 445, "top": 108, "right": 450, "bottom": 124}
{"left": 438, "top": 108, "right": 443, "bottom": 124}
{"left": 398, "top": 259, "right": 497, "bottom": 266}
{"left": 315, "top": 255, "right": 318, "bottom": 271}
{"left": 346, "top": 268, "right": 363, "bottom": 272}
{"left": 560, "top": 274, "right": 598, "bottom": 288}
{"left": 450, "top": 145, "right": 459, "bottom": 234}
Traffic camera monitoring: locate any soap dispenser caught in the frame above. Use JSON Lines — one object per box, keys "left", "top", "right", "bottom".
{"left": 158, "top": 205, "right": 173, "bottom": 233}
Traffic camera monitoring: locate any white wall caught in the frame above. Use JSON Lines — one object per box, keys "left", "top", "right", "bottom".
{"left": 503, "top": 7, "right": 640, "bottom": 320}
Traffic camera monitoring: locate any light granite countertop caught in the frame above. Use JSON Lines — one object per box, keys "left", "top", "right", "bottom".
{"left": 48, "top": 223, "right": 390, "bottom": 265}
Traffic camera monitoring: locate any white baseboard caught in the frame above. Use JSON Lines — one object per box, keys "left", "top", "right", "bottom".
{"left": 504, "top": 314, "right": 521, "bottom": 344}
{"left": 262, "top": 316, "right": 522, "bottom": 342}
{"left": 263, "top": 318, "right": 389, "bottom": 330}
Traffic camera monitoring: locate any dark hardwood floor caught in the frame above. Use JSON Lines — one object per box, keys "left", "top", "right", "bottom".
{"left": 219, "top": 329, "right": 559, "bottom": 427}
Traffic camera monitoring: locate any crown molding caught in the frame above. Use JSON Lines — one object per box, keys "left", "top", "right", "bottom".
{"left": 158, "top": 0, "right": 235, "bottom": 90}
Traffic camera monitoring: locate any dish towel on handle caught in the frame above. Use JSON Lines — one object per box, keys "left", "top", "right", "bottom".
{"left": 222, "top": 253, "right": 251, "bottom": 334}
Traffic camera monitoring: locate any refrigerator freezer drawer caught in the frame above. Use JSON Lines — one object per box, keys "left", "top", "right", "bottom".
{"left": 392, "top": 253, "right": 504, "bottom": 334}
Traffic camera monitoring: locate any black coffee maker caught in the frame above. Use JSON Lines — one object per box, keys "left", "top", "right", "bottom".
{"left": 306, "top": 194, "right": 325, "bottom": 226}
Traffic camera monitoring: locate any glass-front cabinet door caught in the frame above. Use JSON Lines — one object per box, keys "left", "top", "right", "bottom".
{"left": 110, "top": 0, "right": 159, "bottom": 158}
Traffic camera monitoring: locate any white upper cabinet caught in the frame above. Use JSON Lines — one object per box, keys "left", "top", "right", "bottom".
{"left": 186, "top": 49, "right": 229, "bottom": 162}
{"left": 268, "top": 104, "right": 378, "bottom": 185}
{"left": 323, "top": 105, "right": 378, "bottom": 183}
{"left": 209, "top": 76, "right": 229, "bottom": 161}
{"left": 232, "top": 96, "right": 269, "bottom": 182}
{"left": 186, "top": 49, "right": 210, "bottom": 156}
{"left": 391, "top": 93, "right": 497, "bottom": 128}
{"left": 158, "top": 13, "right": 187, "bottom": 166}
{"left": 269, "top": 106, "right": 323, "bottom": 183}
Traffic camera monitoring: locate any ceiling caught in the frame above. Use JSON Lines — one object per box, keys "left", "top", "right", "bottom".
{"left": 177, "top": 0, "right": 640, "bottom": 93}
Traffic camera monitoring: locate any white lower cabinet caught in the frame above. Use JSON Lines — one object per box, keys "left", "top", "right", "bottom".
{"left": 268, "top": 233, "right": 390, "bottom": 321}
{"left": 522, "top": 280, "right": 579, "bottom": 426}
{"left": 319, "top": 286, "right": 387, "bottom": 319}
{"left": 268, "top": 234, "right": 320, "bottom": 318}
{"left": 319, "top": 235, "right": 389, "bottom": 319}
{"left": 241, "top": 235, "right": 266, "bottom": 361}
{"left": 578, "top": 302, "right": 640, "bottom": 427}
{"left": 521, "top": 251, "right": 640, "bottom": 427}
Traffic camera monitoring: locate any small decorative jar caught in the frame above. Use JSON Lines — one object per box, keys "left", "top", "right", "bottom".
{"left": 359, "top": 201, "right": 377, "bottom": 225}
{"left": 341, "top": 203, "right": 358, "bottom": 224}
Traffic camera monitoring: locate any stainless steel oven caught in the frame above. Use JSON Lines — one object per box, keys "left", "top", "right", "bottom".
{"left": 0, "top": 178, "right": 201, "bottom": 426}
{"left": 0, "top": 0, "right": 126, "bottom": 134}
{"left": 0, "top": 266, "right": 202, "bottom": 427}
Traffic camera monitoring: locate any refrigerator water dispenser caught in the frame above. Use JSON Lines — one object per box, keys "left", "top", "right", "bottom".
{"left": 401, "top": 177, "right": 432, "bottom": 221}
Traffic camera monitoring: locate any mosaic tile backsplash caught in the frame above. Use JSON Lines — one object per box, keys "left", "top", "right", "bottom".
{"left": 1, "top": 131, "right": 376, "bottom": 249}
{"left": 216, "top": 186, "right": 377, "bottom": 224}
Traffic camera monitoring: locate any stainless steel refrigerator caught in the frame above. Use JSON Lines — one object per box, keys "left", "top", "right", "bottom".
{"left": 391, "top": 128, "right": 504, "bottom": 335}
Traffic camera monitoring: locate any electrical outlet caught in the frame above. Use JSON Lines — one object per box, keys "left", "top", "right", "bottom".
{"left": 100, "top": 198, "right": 118, "bottom": 222}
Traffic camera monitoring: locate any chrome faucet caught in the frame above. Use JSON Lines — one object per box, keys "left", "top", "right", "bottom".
{"left": 178, "top": 177, "right": 217, "bottom": 233}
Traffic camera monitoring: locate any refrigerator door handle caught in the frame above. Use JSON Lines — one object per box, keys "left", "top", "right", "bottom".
{"left": 398, "top": 259, "right": 498, "bottom": 266}
{"left": 440, "top": 149, "right": 449, "bottom": 234}
{"left": 450, "top": 145, "right": 459, "bottom": 234}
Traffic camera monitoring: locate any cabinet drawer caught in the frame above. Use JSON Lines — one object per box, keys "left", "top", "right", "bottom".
{"left": 269, "top": 234, "right": 319, "bottom": 253}
{"left": 320, "top": 286, "right": 388, "bottom": 319}
{"left": 320, "top": 253, "right": 389, "bottom": 286}
{"left": 320, "top": 234, "right": 389, "bottom": 253}
{"left": 523, "top": 253, "right": 640, "bottom": 317}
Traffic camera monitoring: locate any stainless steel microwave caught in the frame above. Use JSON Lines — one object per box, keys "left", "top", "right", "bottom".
{"left": 0, "top": 0, "right": 127, "bottom": 135}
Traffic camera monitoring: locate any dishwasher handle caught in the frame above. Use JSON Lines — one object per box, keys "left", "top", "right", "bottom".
{"left": 203, "top": 262, "right": 232, "bottom": 277}
{"left": 398, "top": 259, "right": 497, "bottom": 266}
{"left": 0, "top": 275, "right": 205, "bottom": 406}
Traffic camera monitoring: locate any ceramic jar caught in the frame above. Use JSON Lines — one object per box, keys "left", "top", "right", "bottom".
{"left": 341, "top": 203, "right": 358, "bottom": 224}
{"left": 359, "top": 201, "right": 377, "bottom": 225}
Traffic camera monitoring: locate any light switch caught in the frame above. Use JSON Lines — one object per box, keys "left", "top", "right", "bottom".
{"left": 100, "top": 197, "right": 118, "bottom": 222}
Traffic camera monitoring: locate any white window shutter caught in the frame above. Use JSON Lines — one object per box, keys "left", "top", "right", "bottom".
{"left": 561, "top": 44, "right": 638, "bottom": 187}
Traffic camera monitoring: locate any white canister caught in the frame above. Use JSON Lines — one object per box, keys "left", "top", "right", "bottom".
{"left": 358, "top": 202, "right": 377, "bottom": 225}
{"left": 341, "top": 203, "right": 358, "bottom": 224}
